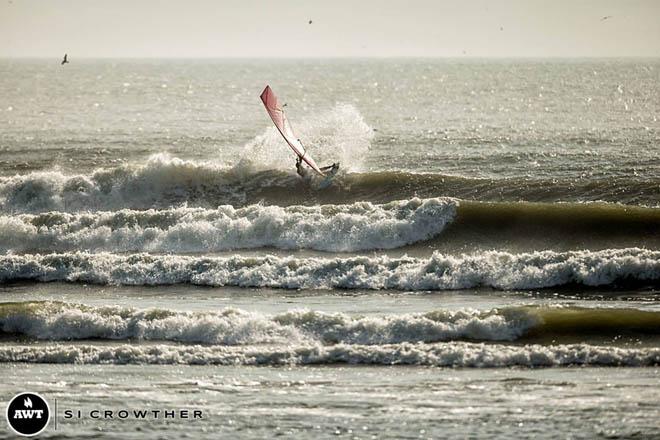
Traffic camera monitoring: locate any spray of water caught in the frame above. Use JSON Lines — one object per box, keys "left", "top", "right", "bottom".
{"left": 241, "top": 103, "right": 373, "bottom": 173}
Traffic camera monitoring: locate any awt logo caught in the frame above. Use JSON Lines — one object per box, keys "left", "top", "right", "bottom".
{"left": 5, "top": 392, "right": 50, "bottom": 437}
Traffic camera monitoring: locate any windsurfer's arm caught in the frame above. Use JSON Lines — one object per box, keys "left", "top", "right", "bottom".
{"left": 320, "top": 163, "right": 339, "bottom": 171}
{"left": 296, "top": 158, "right": 308, "bottom": 178}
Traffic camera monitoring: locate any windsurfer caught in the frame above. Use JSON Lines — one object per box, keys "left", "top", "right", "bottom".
{"left": 260, "top": 86, "right": 338, "bottom": 183}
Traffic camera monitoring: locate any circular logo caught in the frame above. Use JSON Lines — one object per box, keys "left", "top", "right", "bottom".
{"left": 5, "top": 392, "right": 50, "bottom": 437}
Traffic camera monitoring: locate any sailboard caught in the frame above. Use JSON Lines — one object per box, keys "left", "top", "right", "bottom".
{"left": 260, "top": 85, "right": 325, "bottom": 176}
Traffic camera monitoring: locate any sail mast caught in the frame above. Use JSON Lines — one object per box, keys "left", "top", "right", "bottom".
{"left": 260, "top": 85, "right": 325, "bottom": 176}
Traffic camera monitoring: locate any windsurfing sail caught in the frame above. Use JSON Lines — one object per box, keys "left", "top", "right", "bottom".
{"left": 260, "top": 85, "right": 325, "bottom": 176}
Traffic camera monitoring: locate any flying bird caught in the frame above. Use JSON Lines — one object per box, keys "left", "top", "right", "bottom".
{"left": 61, "top": 53, "right": 69, "bottom": 65}
{"left": 308, "top": 19, "right": 313, "bottom": 24}
{"left": 601, "top": 15, "right": 613, "bottom": 21}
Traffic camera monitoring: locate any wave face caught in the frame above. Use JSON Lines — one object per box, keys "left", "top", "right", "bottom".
{"left": 1, "top": 155, "right": 658, "bottom": 214}
{"left": 0, "top": 154, "right": 249, "bottom": 213}
{"left": 0, "top": 302, "right": 535, "bottom": 344}
{"left": 3, "top": 303, "right": 659, "bottom": 345}
{"left": 1, "top": 196, "right": 657, "bottom": 254}
{"left": 1, "top": 343, "right": 658, "bottom": 367}
{"left": 3, "top": 302, "right": 659, "bottom": 367}
{"left": 0, "top": 198, "right": 456, "bottom": 253}
{"left": 0, "top": 248, "right": 658, "bottom": 290}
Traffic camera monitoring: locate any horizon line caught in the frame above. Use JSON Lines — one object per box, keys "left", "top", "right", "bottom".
{"left": 1, "top": 55, "right": 659, "bottom": 60}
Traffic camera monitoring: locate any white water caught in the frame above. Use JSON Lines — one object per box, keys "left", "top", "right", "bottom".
{"left": 2, "top": 341, "right": 659, "bottom": 367}
{"left": 0, "top": 198, "right": 456, "bottom": 253}
{"left": 0, "top": 302, "right": 539, "bottom": 344}
{"left": 0, "top": 248, "right": 657, "bottom": 290}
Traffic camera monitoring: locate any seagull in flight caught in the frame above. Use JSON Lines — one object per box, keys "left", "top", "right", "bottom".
{"left": 601, "top": 15, "right": 613, "bottom": 21}
{"left": 61, "top": 53, "right": 69, "bottom": 65}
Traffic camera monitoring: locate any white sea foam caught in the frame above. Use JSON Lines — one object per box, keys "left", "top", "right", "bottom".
{"left": 1, "top": 342, "right": 658, "bottom": 367}
{"left": 0, "top": 198, "right": 456, "bottom": 252}
{"left": 0, "top": 248, "right": 657, "bottom": 290}
{"left": 0, "top": 303, "right": 537, "bottom": 344}
{"left": 0, "top": 154, "right": 284, "bottom": 213}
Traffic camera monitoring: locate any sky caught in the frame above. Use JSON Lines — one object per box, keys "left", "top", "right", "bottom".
{"left": 0, "top": 0, "right": 658, "bottom": 58}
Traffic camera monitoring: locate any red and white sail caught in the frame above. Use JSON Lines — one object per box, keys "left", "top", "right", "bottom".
{"left": 260, "top": 85, "right": 325, "bottom": 176}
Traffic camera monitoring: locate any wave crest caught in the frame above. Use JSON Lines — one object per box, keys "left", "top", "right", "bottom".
{"left": 2, "top": 154, "right": 658, "bottom": 214}
{"left": 0, "top": 302, "right": 541, "bottom": 344}
{"left": 0, "top": 198, "right": 456, "bottom": 253}
{"left": 0, "top": 248, "right": 657, "bottom": 290}
{"left": 1, "top": 342, "right": 658, "bottom": 367}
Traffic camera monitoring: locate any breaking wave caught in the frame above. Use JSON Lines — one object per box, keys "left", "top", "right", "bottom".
{"left": 0, "top": 196, "right": 657, "bottom": 253}
{"left": 0, "top": 248, "right": 658, "bottom": 290}
{"left": 2, "top": 302, "right": 659, "bottom": 345}
{"left": 1, "top": 342, "right": 658, "bottom": 367}
{"left": 1, "top": 154, "right": 659, "bottom": 214}
{"left": 0, "top": 154, "right": 251, "bottom": 213}
{"left": 0, "top": 302, "right": 534, "bottom": 344}
{"left": 0, "top": 198, "right": 456, "bottom": 253}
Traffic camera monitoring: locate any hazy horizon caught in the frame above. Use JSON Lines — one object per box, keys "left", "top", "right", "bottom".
{"left": 2, "top": 55, "right": 660, "bottom": 60}
{"left": 1, "top": 0, "right": 659, "bottom": 58}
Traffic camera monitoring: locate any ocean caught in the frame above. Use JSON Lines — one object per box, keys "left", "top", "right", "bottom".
{"left": 0, "top": 58, "right": 659, "bottom": 438}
